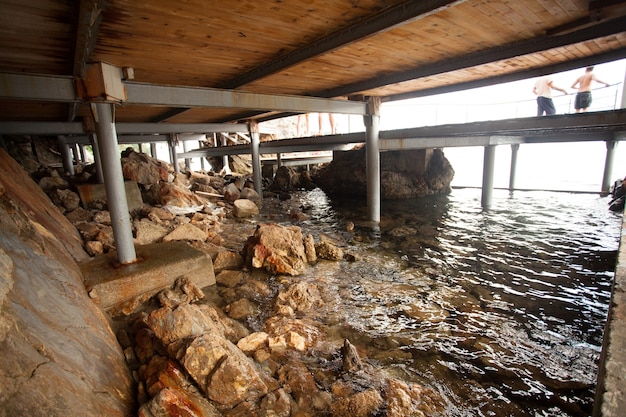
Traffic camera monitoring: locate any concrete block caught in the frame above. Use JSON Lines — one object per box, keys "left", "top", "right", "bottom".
{"left": 76, "top": 181, "right": 143, "bottom": 211}
{"left": 81, "top": 241, "right": 215, "bottom": 311}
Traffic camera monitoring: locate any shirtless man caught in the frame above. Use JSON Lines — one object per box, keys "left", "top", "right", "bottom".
{"left": 571, "top": 66, "right": 609, "bottom": 113}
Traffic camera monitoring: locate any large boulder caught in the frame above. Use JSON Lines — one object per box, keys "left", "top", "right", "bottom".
{"left": 242, "top": 224, "right": 308, "bottom": 276}
{"left": 313, "top": 147, "right": 454, "bottom": 199}
{"left": 0, "top": 149, "right": 134, "bottom": 416}
{"left": 121, "top": 149, "right": 170, "bottom": 185}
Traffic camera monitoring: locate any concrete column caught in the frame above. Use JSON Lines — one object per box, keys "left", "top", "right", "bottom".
{"left": 170, "top": 134, "right": 179, "bottom": 173}
{"left": 89, "top": 133, "right": 104, "bottom": 184}
{"left": 78, "top": 144, "right": 86, "bottom": 163}
{"left": 481, "top": 145, "right": 496, "bottom": 208}
{"left": 365, "top": 97, "right": 381, "bottom": 222}
{"left": 249, "top": 121, "right": 263, "bottom": 196}
{"left": 601, "top": 139, "right": 617, "bottom": 195}
{"left": 57, "top": 136, "right": 75, "bottom": 176}
{"left": 138, "top": 143, "right": 143, "bottom": 154}
{"left": 509, "top": 143, "right": 520, "bottom": 192}
{"left": 92, "top": 102, "right": 136, "bottom": 264}
{"left": 150, "top": 143, "right": 157, "bottom": 159}
{"left": 277, "top": 152, "right": 282, "bottom": 169}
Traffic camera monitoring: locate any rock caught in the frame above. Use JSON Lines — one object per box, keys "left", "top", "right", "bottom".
{"left": 276, "top": 281, "right": 323, "bottom": 313}
{"left": 225, "top": 298, "right": 258, "bottom": 320}
{"left": 232, "top": 198, "right": 259, "bottom": 218}
{"left": 147, "top": 303, "right": 230, "bottom": 346}
{"left": 304, "top": 234, "right": 317, "bottom": 263}
{"left": 76, "top": 222, "right": 101, "bottom": 241}
{"left": 215, "top": 269, "right": 246, "bottom": 288}
{"left": 121, "top": 149, "right": 170, "bottom": 185}
{"left": 213, "top": 250, "right": 244, "bottom": 274}
{"left": 223, "top": 183, "right": 240, "bottom": 203}
{"left": 237, "top": 332, "right": 269, "bottom": 353}
{"left": 315, "top": 241, "right": 344, "bottom": 261}
{"left": 139, "top": 387, "right": 222, "bottom": 417}
{"left": 269, "top": 166, "right": 314, "bottom": 192}
{"left": 0, "top": 149, "right": 134, "bottom": 416}
{"left": 313, "top": 148, "right": 454, "bottom": 199}
{"left": 96, "top": 225, "right": 116, "bottom": 251}
{"left": 134, "top": 218, "right": 170, "bottom": 245}
{"left": 85, "top": 240, "right": 104, "bottom": 256}
{"left": 156, "top": 276, "right": 205, "bottom": 309}
{"left": 178, "top": 334, "right": 273, "bottom": 409}
{"left": 158, "top": 181, "right": 208, "bottom": 210}
{"left": 243, "top": 224, "right": 308, "bottom": 276}
{"left": 259, "top": 388, "right": 293, "bottom": 417}
{"left": 55, "top": 188, "right": 81, "bottom": 211}
{"left": 93, "top": 210, "right": 111, "bottom": 225}
{"left": 383, "top": 378, "right": 445, "bottom": 417}
{"left": 330, "top": 389, "right": 384, "bottom": 417}
{"left": 148, "top": 207, "right": 177, "bottom": 223}
{"left": 65, "top": 206, "right": 94, "bottom": 224}
{"left": 38, "top": 173, "right": 69, "bottom": 193}
{"left": 341, "top": 339, "right": 363, "bottom": 373}
{"left": 162, "top": 223, "right": 208, "bottom": 242}
{"left": 240, "top": 187, "right": 262, "bottom": 207}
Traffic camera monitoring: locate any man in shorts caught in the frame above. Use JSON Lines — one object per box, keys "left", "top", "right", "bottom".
{"left": 533, "top": 75, "right": 567, "bottom": 116}
{"left": 571, "top": 66, "right": 609, "bottom": 113}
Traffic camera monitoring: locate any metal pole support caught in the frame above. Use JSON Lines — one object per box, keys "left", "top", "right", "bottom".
{"left": 365, "top": 97, "right": 381, "bottom": 223}
{"left": 57, "top": 136, "right": 75, "bottom": 176}
{"left": 92, "top": 102, "right": 137, "bottom": 264}
{"left": 509, "top": 143, "right": 520, "bottom": 192}
{"left": 249, "top": 121, "right": 263, "bottom": 196}
{"left": 601, "top": 139, "right": 617, "bottom": 195}
{"left": 481, "top": 145, "right": 496, "bottom": 209}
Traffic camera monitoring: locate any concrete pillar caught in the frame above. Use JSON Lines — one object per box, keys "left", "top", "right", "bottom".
{"left": 78, "top": 144, "right": 86, "bottom": 163}
{"left": 170, "top": 134, "right": 179, "bottom": 174}
{"left": 365, "top": 97, "right": 381, "bottom": 222}
{"left": 277, "top": 152, "right": 282, "bottom": 168}
{"left": 92, "top": 102, "right": 136, "bottom": 264}
{"left": 89, "top": 133, "right": 104, "bottom": 184}
{"left": 601, "top": 139, "right": 617, "bottom": 195}
{"left": 481, "top": 145, "right": 496, "bottom": 208}
{"left": 150, "top": 143, "right": 157, "bottom": 159}
{"left": 249, "top": 121, "right": 263, "bottom": 196}
{"left": 138, "top": 143, "right": 143, "bottom": 154}
{"left": 509, "top": 143, "right": 520, "bottom": 192}
{"left": 57, "top": 136, "right": 75, "bottom": 176}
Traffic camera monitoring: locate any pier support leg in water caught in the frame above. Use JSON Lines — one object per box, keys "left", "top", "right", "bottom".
{"left": 92, "top": 102, "right": 137, "bottom": 264}
{"left": 365, "top": 97, "right": 381, "bottom": 223}
{"left": 249, "top": 120, "right": 263, "bottom": 197}
{"left": 601, "top": 139, "right": 617, "bottom": 195}
{"left": 509, "top": 144, "right": 520, "bottom": 192}
{"left": 481, "top": 145, "right": 496, "bottom": 209}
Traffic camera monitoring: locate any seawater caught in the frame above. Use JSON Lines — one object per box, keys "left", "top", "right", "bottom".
{"left": 222, "top": 186, "right": 622, "bottom": 416}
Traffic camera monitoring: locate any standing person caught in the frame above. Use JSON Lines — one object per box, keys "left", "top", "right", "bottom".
{"left": 571, "top": 66, "right": 610, "bottom": 113}
{"left": 533, "top": 75, "right": 568, "bottom": 116}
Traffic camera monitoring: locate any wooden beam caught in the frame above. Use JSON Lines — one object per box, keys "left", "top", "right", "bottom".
{"left": 320, "top": 16, "right": 626, "bottom": 98}
{"left": 218, "top": 0, "right": 465, "bottom": 89}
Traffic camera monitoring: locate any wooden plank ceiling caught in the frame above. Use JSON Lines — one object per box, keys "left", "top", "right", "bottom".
{"left": 0, "top": 0, "right": 625, "bottom": 124}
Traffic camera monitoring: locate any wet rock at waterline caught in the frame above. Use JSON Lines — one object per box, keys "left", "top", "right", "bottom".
{"left": 313, "top": 147, "right": 454, "bottom": 199}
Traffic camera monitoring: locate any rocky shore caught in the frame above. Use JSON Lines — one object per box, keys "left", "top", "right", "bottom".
{"left": 2, "top": 142, "right": 452, "bottom": 416}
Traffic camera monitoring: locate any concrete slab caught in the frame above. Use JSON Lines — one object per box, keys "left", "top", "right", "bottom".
{"left": 76, "top": 181, "right": 144, "bottom": 211}
{"left": 80, "top": 241, "right": 215, "bottom": 312}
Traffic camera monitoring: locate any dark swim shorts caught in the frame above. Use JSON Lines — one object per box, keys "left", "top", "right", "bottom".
{"left": 575, "top": 92, "right": 592, "bottom": 110}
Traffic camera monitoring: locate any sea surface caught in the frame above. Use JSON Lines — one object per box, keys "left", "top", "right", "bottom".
{"left": 220, "top": 185, "right": 622, "bottom": 416}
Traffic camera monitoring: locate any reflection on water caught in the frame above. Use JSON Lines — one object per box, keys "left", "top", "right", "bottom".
{"left": 223, "top": 187, "right": 621, "bottom": 416}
